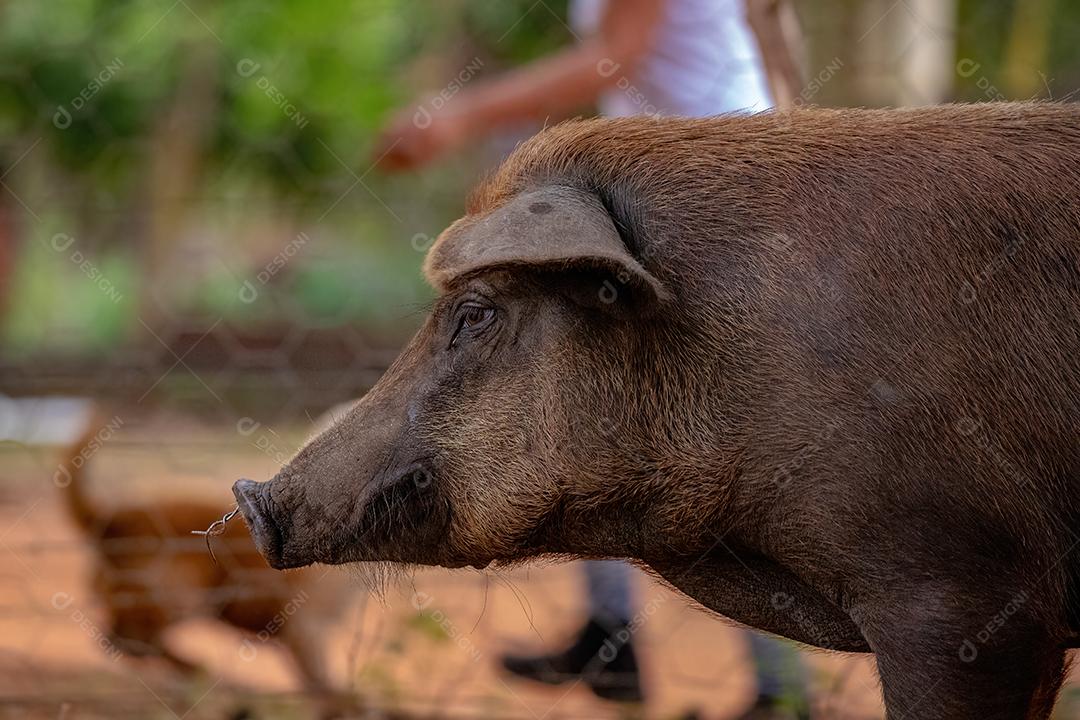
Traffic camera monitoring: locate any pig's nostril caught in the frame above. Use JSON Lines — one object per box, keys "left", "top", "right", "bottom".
{"left": 232, "top": 478, "right": 284, "bottom": 569}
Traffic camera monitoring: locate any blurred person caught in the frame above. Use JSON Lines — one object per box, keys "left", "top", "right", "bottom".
{"left": 373, "top": 0, "right": 808, "bottom": 717}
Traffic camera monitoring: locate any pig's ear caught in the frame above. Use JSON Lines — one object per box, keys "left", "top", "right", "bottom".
{"left": 423, "top": 186, "right": 670, "bottom": 307}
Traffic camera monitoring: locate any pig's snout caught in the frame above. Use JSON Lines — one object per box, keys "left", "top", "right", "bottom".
{"left": 232, "top": 478, "right": 288, "bottom": 569}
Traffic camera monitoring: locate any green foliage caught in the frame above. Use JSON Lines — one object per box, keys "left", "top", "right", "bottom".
{"left": 463, "top": 0, "right": 572, "bottom": 66}
{"left": 0, "top": 1, "right": 576, "bottom": 354}
{"left": 954, "top": 0, "right": 1015, "bottom": 92}
{"left": 0, "top": 0, "right": 573, "bottom": 176}
{"left": 3, "top": 225, "right": 135, "bottom": 357}
{"left": 955, "top": 0, "right": 1080, "bottom": 101}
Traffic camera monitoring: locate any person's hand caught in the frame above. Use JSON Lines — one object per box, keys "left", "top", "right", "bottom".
{"left": 371, "top": 101, "right": 470, "bottom": 172}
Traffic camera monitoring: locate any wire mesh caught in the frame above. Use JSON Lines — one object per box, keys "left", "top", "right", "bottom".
{"left": 2, "top": 1, "right": 1079, "bottom": 718}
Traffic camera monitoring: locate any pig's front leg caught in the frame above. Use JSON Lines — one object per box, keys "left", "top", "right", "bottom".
{"left": 860, "top": 589, "right": 1066, "bottom": 720}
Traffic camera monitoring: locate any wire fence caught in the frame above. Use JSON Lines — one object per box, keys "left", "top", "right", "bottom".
{"left": 0, "top": 399, "right": 898, "bottom": 720}
{"left": 2, "top": 1, "right": 1080, "bottom": 718}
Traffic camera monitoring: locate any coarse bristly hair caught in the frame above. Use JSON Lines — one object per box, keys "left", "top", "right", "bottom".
{"left": 344, "top": 561, "right": 415, "bottom": 600}
{"left": 246, "top": 103, "right": 1080, "bottom": 720}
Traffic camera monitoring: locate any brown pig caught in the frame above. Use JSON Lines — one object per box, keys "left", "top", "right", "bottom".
{"left": 235, "top": 103, "right": 1080, "bottom": 719}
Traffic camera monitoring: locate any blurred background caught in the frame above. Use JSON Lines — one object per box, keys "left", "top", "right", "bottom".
{"left": 1, "top": 1, "right": 1079, "bottom": 718}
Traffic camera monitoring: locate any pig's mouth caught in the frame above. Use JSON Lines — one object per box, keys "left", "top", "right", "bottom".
{"left": 233, "top": 478, "right": 293, "bottom": 570}
{"left": 233, "top": 466, "right": 459, "bottom": 571}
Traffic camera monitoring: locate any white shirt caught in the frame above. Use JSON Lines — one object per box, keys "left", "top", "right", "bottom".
{"left": 570, "top": 0, "right": 773, "bottom": 118}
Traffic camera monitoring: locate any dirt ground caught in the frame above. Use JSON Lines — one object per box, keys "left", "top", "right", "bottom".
{"left": 1, "top": 415, "right": 1076, "bottom": 719}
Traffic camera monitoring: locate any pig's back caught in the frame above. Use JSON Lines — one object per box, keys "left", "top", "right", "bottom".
{"left": 751, "top": 105, "right": 1080, "bottom": 493}
{"left": 483, "top": 104, "right": 1080, "bottom": 566}
{"left": 484, "top": 103, "right": 1080, "bottom": 468}
{"left": 708, "top": 105, "right": 1080, "bottom": 574}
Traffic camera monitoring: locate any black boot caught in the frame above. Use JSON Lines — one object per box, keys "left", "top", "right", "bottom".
{"left": 500, "top": 617, "right": 645, "bottom": 703}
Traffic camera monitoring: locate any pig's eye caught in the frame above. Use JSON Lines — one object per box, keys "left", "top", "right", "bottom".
{"left": 451, "top": 302, "right": 496, "bottom": 346}
{"left": 461, "top": 304, "right": 494, "bottom": 329}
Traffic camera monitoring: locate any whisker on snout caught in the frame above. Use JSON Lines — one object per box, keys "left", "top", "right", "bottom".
{"left": 343, "top": 560, "right": 414, "bottom": 601}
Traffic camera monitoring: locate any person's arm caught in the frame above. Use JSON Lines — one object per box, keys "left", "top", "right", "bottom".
{"left": 373, "top": 0, "right": 664, "bottom": 171}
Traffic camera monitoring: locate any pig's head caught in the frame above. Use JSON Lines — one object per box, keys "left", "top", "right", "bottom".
{"left": 233, "top": 185, "right": 709, "bottom": 573}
